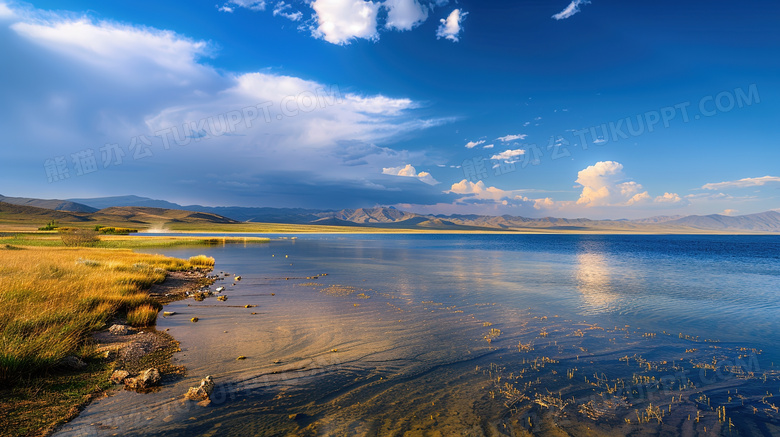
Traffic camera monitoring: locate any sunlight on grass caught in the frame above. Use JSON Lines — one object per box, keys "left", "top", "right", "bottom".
{"left": 126, "top": 304, "right": 160, "bottom": 327}
{"left": 188, "top": 254, "right": 215, "bottom": 267}
{"left": 0, "top": 246, "right": 204, "bottom": 383}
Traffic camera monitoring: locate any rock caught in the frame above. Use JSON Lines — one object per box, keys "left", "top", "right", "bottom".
{"left": 163, "top": 311, "right": 176, "bottom": 316}
{"left": 124, "top": 368, "right": 161, "bottom": 390}
{"left": 109, "top": 324, "right": 133, "bottom": 336}
{"left": 110, "top": 370, "right": 130, "bottom": 384}
{"left": 140, "top": 368, "right": 161, "bottom": 386}
{"left": 236, "top": 356, "right": 246, "bottom": 360}
{"left": 234, "top": 276, "right": 241, "bottom": 281}
{"left": 184, "top": 376, "right": 214, "bottom": 401}
{"left": 215, "top": 286, "right": 225, "bottom": 293}
{"left": 217, "top": 296, "right": 228, "bottom": 302}
{"left": 191, "top": 317, "right": 199, "bottom": 323}
{"left": 57, "top": 355, "right": 87, "bottom": 370}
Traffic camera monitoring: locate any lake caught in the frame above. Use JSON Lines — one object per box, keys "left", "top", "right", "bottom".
{"left": 56, "top": 234, "right": 780, "bottom": 436}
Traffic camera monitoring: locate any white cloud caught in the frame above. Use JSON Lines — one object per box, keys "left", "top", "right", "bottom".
{"left": 2, "top": 7, "right": 452, "bottom": 206}
{"left": 448, "top": 180, "right": 530, "bottom": 204}
{"left": 654, "top": 192, "right": 685, "bottom": 204}
{"left": 0, "top": 3, "right": 15, "bottom": 18}
{"left": 273, "top": 2, "right": 303, "bottom": 21}
{"left": 384, "top": 0, "right": 428, "bottom": 30}
{"left": 701, "top": 176, "right": 780, "bottom": 190}
{"left": 552, "top": 0, "right": 591, "bottom": 20}
{"left": 464, "top": 139, "right": 484, "bottom": 149}
{"left": 311, "top": 0, "right": 381, "bottom": 45}
{"left": 436, "top": 8, "right": 466, "bottom": 42}
{"left": 497, "top": 134, "right": 527, "bottom": 142}
{"left": 575, "top": 161, "right": 649, "bottom": 207}
{"left": 490, "top": 149, "right": 525, "bottom": 162}
{"left": 220, "top": 0, "right": 267, "bottom": 12}
{"left": 11, "top": 18, "right": 215, "bottom": 85}
{"left": 383, "top": 164, "right": 440, "bottom": 185}
{"left": 483, "top": 144, "right": 493, "bottom": 149}
{"left": 723, "top": 209, "right": 739, "bottom": 216}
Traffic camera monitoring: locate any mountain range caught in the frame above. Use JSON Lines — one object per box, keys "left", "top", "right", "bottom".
{"left": 1, "top": 194, "right": 779, "bottom": 233}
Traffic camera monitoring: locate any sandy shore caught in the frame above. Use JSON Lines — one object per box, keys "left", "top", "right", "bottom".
{"left": 44, "top": 269, "right": 213, "bottom": 436}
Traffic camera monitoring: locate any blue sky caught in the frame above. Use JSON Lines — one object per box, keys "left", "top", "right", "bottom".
{"left": 1, "top": 0, "right": 778, "bottom": 218}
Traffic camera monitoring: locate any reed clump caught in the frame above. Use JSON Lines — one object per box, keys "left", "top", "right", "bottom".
{"left": 188, "top": 255, "right": 216, "bottom": 267}
{"left": 126, "top": 304, "right": 161, "bottom": 327}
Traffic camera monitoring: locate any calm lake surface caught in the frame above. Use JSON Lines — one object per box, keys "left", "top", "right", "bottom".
{"left": 57, "top": 234, "right": 780, "bottom": 436}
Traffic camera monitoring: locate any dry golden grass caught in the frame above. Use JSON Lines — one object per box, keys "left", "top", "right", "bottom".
{"left": 126, "top": 304, "right": 160, "bottom": 327}
{"left": 0, "top": 246, "right": 202, "bottom": 383}
{"left": 188, "top": 254, "right": 215, "bottom": 267}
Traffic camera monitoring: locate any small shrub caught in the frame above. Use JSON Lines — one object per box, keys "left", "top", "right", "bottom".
{"left": 38, "top": 220, "right": 59, "bottom": 231}
{"left": 188, "top": 255, "right": 215, "bottom": 267}
{"left": 126, "top": 304, "right": 159, "bottom": 327}
{"left": 58, "top": 228, "right": 100, "bottom": 247}
{"left": 98, "top": 227, "right": 139, "bottom": 235}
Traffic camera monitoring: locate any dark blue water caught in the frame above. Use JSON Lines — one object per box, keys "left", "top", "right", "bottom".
{"left": 57, "top": 234, "right": 780, "bottom": 436}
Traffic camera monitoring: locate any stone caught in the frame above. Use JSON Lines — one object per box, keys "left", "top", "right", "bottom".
{"left": 57, "top": 355, "right": 87, "bottom": 370}
{"left": 184, "top": 376, "right": 214, "bottom": 401}
{"left": 140, "top": 368, "right": 161, "bottom": 386}
{"left": 124, "top": 368, "right": 161, "bottom": 390}
{"left": 110, "top": 370, "right": 130, "bottom": 384}
{"left": 109, "top": 324, "right": 133, "bottom": 336}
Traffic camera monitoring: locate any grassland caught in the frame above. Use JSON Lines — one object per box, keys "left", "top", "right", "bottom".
{"left": 1, "top": 233, "right": 271, "bottom": 248}
{"left": 0, "top": 231, "right": 266, "bottom": 437}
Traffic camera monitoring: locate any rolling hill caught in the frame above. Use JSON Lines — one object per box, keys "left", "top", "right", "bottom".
{"left": 0, "top": 202, "right": 238, "bottom": 229}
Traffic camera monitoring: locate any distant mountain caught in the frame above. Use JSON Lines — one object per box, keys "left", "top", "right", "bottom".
{"left": 666, "top": 211, "right": 780, "bottom": 232}
{"left": 68, "top": 195, "right": 184, "bottom": 211}
{"left": 0, "top": 194, "right": 97, "bottom": 213}
{"left": 631, "top": 215, "right": 686, "bottom": 224}
{"left": 60, "top": 194, "right": 780, "bottom": 233}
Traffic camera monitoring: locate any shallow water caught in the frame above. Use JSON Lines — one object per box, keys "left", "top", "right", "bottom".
{"left": 57, "top": 234, "right": 780, "bottom": 436}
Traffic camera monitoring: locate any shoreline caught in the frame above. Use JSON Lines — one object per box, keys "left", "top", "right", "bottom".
{"left": 43, "top": 269, "right": 214, "bottom": 437}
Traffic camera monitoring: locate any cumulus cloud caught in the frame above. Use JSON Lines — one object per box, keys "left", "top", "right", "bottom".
{"left": 311, "top": 0, "right": 381, "bottom": 44}
{"left": 575, "top": 161, "right": 650, "bottom": 207}
{"left": 447, "top": 180, "right": 530, "bottom": 205}
{"left": 654, "top": 192, "right": 684, "bottom": 204}
{"left": 491, "top": 149, "right": 525, "bottom": 162}
{"left": 382, "top": 164, "right": 440, "bottom": 185}
{"left": 1, "top": 5, "right": 453, "bottom": 207}
{"left": 436, "top": 8, "right": 466, "bottom": 42}
{"left": 497, "top": 134, "right": 527, "bottom": 142}
{"left": 464, "top": 139, "right": 484, "bottom": 149}
{"left": 701, "top": 176, "right": 780, "bottom": 190}
{"left": 552, "top": 0, "right": 591, "bottom": 20}
{"left": 723, "top": 209, "right": 739, "bottom": 216}
{"left": 384, "top": 0, "right": 428, "bottom": 30}
{"left": 220, "top": 0, "right": 451, "bottom": 43}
